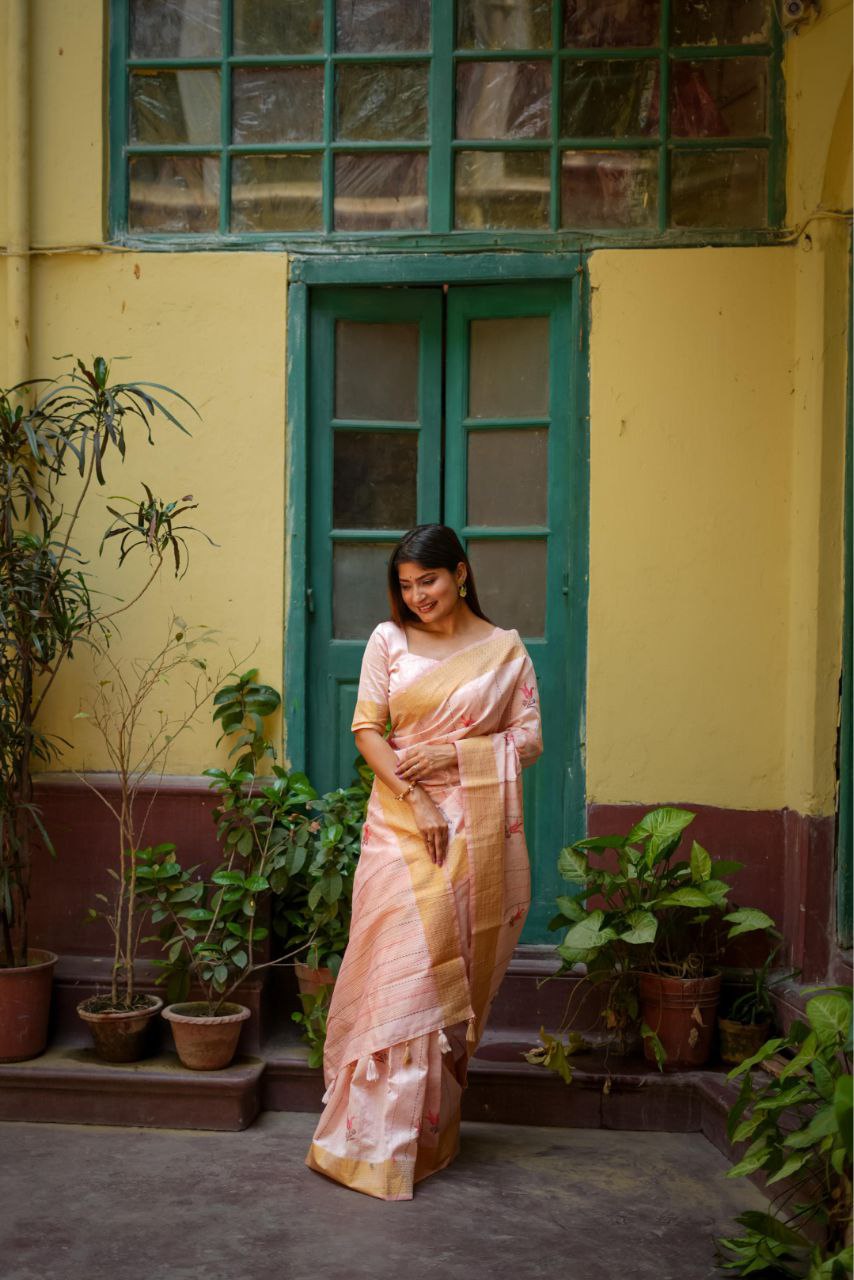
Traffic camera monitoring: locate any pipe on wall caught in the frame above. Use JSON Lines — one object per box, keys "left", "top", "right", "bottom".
{"left": 6, "top": 0, "right": 30, "bottom": 390}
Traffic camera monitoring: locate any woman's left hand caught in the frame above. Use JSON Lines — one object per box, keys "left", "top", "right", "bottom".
{"left": 395, "top": 743, "right": 457, "bottom": 783}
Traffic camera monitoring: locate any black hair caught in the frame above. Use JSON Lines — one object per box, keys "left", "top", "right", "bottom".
{"left": 387, "top": 524, "right": 492, "bottom": 626}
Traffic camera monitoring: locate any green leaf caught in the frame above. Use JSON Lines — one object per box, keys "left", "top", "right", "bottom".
{"left": 783, "top": 1104, "right": 837, "bottom": 1149}
{"left": 620, "top": 910, "right": 657, "bottom": 945}
{"left": 211, "top": 869, "right": 245, "bottom": 886}
{"left": 765, "top": 1148, "right": 813, "bottom": 1185}
{"left": 834, "top": 1074, "right": 853, "bottom": 1158}
{"left": 244, "top": 875, "right": 269, "bottom": 892}
{"left": 723, "top": 907, "right": 776, "bottom": 939}
{"left": 562, "top": 910, "right": 617, "bottom": 952}
{"left": 626, "top": 806, "right": 695, "bottom": 855}
{"left": 734, "top": 1212, "right": 809, "bottom": 1249}
{"left": 806, "top": 993, "right": 852, "bottom": 1046}
{"left": 726, "top": 1137, "right": 772, "bottom": 1179}
{"left": 689, "top": 841, "right": 712, "bottom": 883}
{"left": 557, "top": 847, "right": 588, "bottom": 884}
{"left": 727, "top": 1037, "right": 786, "bottom": 1078}
{"left": 554, "top": 894, "right": 586, "bottom": 923}
{"left": 658, "top": 887, "right": 716, "bottom": 908}
{"left": 779, "top": 1031, "right": 817, "bottom": 1080}
{"left": 307, "top": 881, "right": 324, "bottom": 912}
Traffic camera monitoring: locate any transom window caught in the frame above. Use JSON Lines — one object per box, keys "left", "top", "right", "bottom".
{"left": 112, "top": 0, "right": 782, "bottom": 239}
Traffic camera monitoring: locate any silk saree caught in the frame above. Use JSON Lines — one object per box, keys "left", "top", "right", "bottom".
{"left": 305, "top": 620, "right": 542, "bottom": 1201}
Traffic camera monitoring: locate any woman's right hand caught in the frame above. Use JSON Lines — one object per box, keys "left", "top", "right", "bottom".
{"left": 408, "top": 787, "right": 449, "bottom": 866}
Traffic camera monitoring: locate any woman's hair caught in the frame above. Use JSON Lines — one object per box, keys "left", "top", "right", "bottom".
{"left": 387, "top": 524, "right": 492, "bottom": 626}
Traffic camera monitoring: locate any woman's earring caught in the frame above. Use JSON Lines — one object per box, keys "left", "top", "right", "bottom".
{"left": 458, "top": 583, "right": 467, "bottom": 598}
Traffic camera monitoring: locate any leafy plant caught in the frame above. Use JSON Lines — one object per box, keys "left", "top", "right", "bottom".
{"left": 530, "top": 807, "right": 778, "bottom": 1075}
{"left": 722, "top": 944, "right": 800, "bottom": 1028}
{"left": 719, "top": 985, "right": 853, "bottom": 1278}
{"left": 292, "top": 988, "right": 331, "bottom": 1069}
{"left": 0, "top": 356, "right": 199, "bottom": 968}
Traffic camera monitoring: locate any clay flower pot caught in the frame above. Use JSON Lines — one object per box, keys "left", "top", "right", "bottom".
{"left": 294, "top": 962, "right": 336, "bottom": 997}
{"left": 717, "top": 1017, "right": 772, "bottom": 1066}
{"left": 162, "top": 1001, "right": 250, "bottom": 1070}
{"left": 0, "top": 949, "right": 57, "bottom": 1063}
{"left": 638, "top": 970, "right": 722, "bottom": 1069}
{"left": 77, "top": 994, "right": 163, "bottom": 1063}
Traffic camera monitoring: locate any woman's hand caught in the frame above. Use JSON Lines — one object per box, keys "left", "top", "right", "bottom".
{"left": 395, "top": 743, "right": 456, "bottom": 783}
{"left": 408, "top": 787, "right": 450, "bottom": 866}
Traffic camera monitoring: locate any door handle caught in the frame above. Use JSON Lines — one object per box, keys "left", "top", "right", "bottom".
{"left": 306, "top": 586, "right": 315, "bottom": 614}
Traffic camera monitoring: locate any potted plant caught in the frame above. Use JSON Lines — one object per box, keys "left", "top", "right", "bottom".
{"left": 717, "top": 943, "right": 799, "bottom": 1067}
{"left": 75, "top": 617, "right": 217, "bottom": 1062}
{"left": 137, "top": 671, "right": 308, "bottom": 1070}
{"left": 541, "top": 807, "right": 777, "bottom": 1071}
{"left": 0, "top": 356, "right": 198, "bottom": 1061}
{"left": 719, "top": 984, "right": 852, "bottom": 1276}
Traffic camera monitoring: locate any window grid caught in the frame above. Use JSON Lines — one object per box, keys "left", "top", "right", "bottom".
{"left": 113, "top": 0, "right": 783, "bottom": 240}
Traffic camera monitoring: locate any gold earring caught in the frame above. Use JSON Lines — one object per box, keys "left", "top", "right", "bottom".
{"left": 459, "top": 583, "right": 467, "bottom": 598}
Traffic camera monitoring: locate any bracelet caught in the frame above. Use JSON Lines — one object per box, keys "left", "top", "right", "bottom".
{"left": 395, "top": 780, "right": 417, "bottom": 802}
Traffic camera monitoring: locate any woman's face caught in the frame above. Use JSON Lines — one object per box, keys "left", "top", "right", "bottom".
{"left": 397, "top": 560, "right": 465, "bottom": 624}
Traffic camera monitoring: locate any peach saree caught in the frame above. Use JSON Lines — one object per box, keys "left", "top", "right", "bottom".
{"left": 305, "top": 621, "right": 542, "bottom": 1201}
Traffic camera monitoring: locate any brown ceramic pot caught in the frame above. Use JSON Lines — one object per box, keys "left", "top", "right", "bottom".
{"left": 638, "top": 970, "right": 722, "bottom": 1069}
{"left": 717, "top": 1016, "right": 772, "bottom": 1066}
{"left": 77, "top": 994, "right": 163, "bottom": 1063}
{"left": 294, "top": 962, "right": 335, "bottom": 997}
{"left": 0, "top": 948, "right": 57, "bottom": 1063}
{"left": 162, "top": 1001, "right": 250, "bottom": 1070}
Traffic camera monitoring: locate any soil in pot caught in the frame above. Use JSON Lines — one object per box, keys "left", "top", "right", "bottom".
{"left": 295, "top": 962, "right": 336, "bottom": 998}
{"left": 639, "top": 970, "right": 722, "bottom": 1069}
{"left": 718, "top": 1017, "right": 772, "bottom": 1066}
{"left": 0, "top": 949, "right": 57, "bottom": 1063}
{"left": 162, "top": 1001, "right": 251, "bottom": 1070}
{"left": 77, "top": 994, "right": 163, "bottom": 1063}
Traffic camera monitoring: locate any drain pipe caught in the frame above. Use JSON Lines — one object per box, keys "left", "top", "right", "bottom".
{"left": 6, "top": 0, "right": 30, "bottom": 390}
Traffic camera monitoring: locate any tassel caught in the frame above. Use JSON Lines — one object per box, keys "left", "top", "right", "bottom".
{"left": 438, "top": 1029, "right": 451, "bottom": 1054}
{"left": 466, "top": 1016, "right": 477, "bottom": 1046}
{"left": 321, "top": 1076, "right": 334, "bottom": 1105}
{"left": 366, "top": 1055, "right": 379, "bottom": 1082}
{"left": 402, "top": 1042, "right": 412, "bottom": 1066}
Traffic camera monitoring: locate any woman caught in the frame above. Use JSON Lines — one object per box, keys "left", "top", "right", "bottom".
{"left": 305, "top": 524, "right": 542, "bottom": 1200}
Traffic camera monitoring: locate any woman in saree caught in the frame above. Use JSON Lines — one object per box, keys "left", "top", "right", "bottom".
{"left": 305, "top": 524, "right": 542, "bottom": 1201}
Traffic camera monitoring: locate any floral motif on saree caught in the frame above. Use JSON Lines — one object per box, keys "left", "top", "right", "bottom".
{"left": 305, "top": 621, "right": 542, "bottom": 1201}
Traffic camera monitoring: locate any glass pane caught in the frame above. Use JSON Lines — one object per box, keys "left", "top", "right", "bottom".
{"left": 336, "top": 64, "right": 429, "bottom": 141}
{"left": 128, "top": 154, "right": 220, "bottom": 232}
{"left": 130, "top": 0, "right": 221, "bottom": 57}
{"left": 457, "top": 0, "right": 552, "bottom": 50}
{"left": 672, "top": 0, "right": 771, "bottom": 46}
{"left": 564, "top": 0, "right": 660, "bottom": 47}
{"left": 336, "top": 0, "right": 430, "bottom": 52}
{"left": 467, "top": 540, "right": 547, "bottom": 636}
{"left": 233, "top": 0, "right": 323, "bottom": 54}
{"left": 333, "top": 542, "right": 393, "bottom": 638}
{"left": 129, "top": 70, "right": 220, "bottom": 145}
{"left": 455, "top": 151, "right": 550, "bottom": 230}
{"left": 468, "top": 429, "right": 548, "bottom": 526}
{"left": 334, "top": 153, "right": 428, "bottom": 230}
{"left": 334, "top": 431, "right": 418, "bottom": 528}
{"left": 469, "top": 317, "right": 550, "bottom": 419}
{"left": 671, "top": 59, "right": 768, "bottom": 138}
{"left": 232, "top": 67, "right": 324, "bottom": 143}
{"left": 456, "top": 61, "right": 551, "bottom": 140}
{"left": 335, "top": 322, "right": 420, "bottom": 420}
{"left": 561, "top": 149, "right": 658, "bottom": 228}
{"left": 231, "top": 154, "right": 322, "bottom": 231}
{"left": 670, "top": 149, "right": 767, "bottom": 228}
{"left": 561, "top": 60, "right": 658, "bottom": 137}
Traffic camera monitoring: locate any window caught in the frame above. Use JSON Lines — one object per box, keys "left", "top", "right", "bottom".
{"left": 113, "top": 0, "right": 782, "bottom": 238}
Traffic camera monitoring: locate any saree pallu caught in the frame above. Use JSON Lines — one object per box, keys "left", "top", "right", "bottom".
{"left": 305, "top": 621, "right": 542, "bottom": 1201}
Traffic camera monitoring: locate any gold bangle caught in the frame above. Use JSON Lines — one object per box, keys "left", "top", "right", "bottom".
{"left": 395, "top": 780, "right": 417, "bottom": 801}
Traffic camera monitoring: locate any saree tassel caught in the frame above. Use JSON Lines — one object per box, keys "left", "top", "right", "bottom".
{"left": 321, "top": 1076, "right": 335, "bottom": 1105}
{"left": 366, "top": 1055, "right": 380, "bottom": 1082}
{"left": 402, "top": 1041, "right": 412, "bottom": 1066}
{"left": 466, "top": 1016, "right": 477, "bottom": 1046}
{"left": 438, "top": 1029, "right": 451, "bottom": 1054}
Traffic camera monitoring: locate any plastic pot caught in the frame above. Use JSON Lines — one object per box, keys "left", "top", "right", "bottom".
{"left": 77, "top": 994, "right": 163, "bottom": 1063}
{"left": 0, "top": 949, "right": 57, "bottom": 1063}
{"left": 162, "top": 1001, "right": 250, "bottom": 1070}
{"left": 638, "top": 970, "right": 722, "bottom": 1069}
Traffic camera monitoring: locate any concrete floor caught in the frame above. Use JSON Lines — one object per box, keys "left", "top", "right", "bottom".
{"left": 0, "top": 1113, "right": 766, "bottom": 1280}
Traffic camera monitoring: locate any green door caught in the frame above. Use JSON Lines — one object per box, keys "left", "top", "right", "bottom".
{"left": 308, "top": 281, "right": 581, "bottom": 939}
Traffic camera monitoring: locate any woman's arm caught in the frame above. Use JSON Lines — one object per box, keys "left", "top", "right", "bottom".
{"left": 355, "top": 728, "right": 452, "bottom": 867}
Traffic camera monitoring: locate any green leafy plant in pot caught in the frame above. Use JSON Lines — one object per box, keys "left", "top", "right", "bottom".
{"left": 0, "top": 357, "right": 198, "bottom": 1062}
{"left": 719, "top": 984, "right": 852, "bottom": 1277}
{"left": 137, "top": 671, "right": 309, "bottom": 1070}
{"left": 717, "top": 943, "right": 799, "bottom": 1067}
{"left": 534, "top": 807, "right": 777, "bottom": 1075}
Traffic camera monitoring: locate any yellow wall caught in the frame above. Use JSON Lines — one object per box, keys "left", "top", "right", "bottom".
{"left": 0, "top": 2, "right": 850, "bottom": 814}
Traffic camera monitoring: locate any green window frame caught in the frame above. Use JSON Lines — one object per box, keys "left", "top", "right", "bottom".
{"left": 109, "top": 0, "right": 785, "bottom": 246}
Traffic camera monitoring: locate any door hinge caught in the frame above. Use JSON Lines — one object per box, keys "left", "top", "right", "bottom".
{"left": 306, "top": 586, "right": 315, "bottom": 614}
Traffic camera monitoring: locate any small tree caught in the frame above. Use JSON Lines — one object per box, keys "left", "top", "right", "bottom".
{"left": 0, "top": 356, "right": 201, "bottom": 968}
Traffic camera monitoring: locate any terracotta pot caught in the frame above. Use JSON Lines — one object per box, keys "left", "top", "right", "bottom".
{"left": 718, "top": 1017, "right": 772, "bottom": 1066}
{"left": 295, "top": 962, "right": 335, "bottom": 997}
{"left": 638, "top": 970, "right": 722, "bottom": 1069}
{"left": 77, "top": 994, "right": 163, "bottom": 1063}
{"left": 0, "top": 948, "right": 57, "bottom": 1063}
{"left": 162, "top": 1001, "right": 250, "bottom": 1070}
